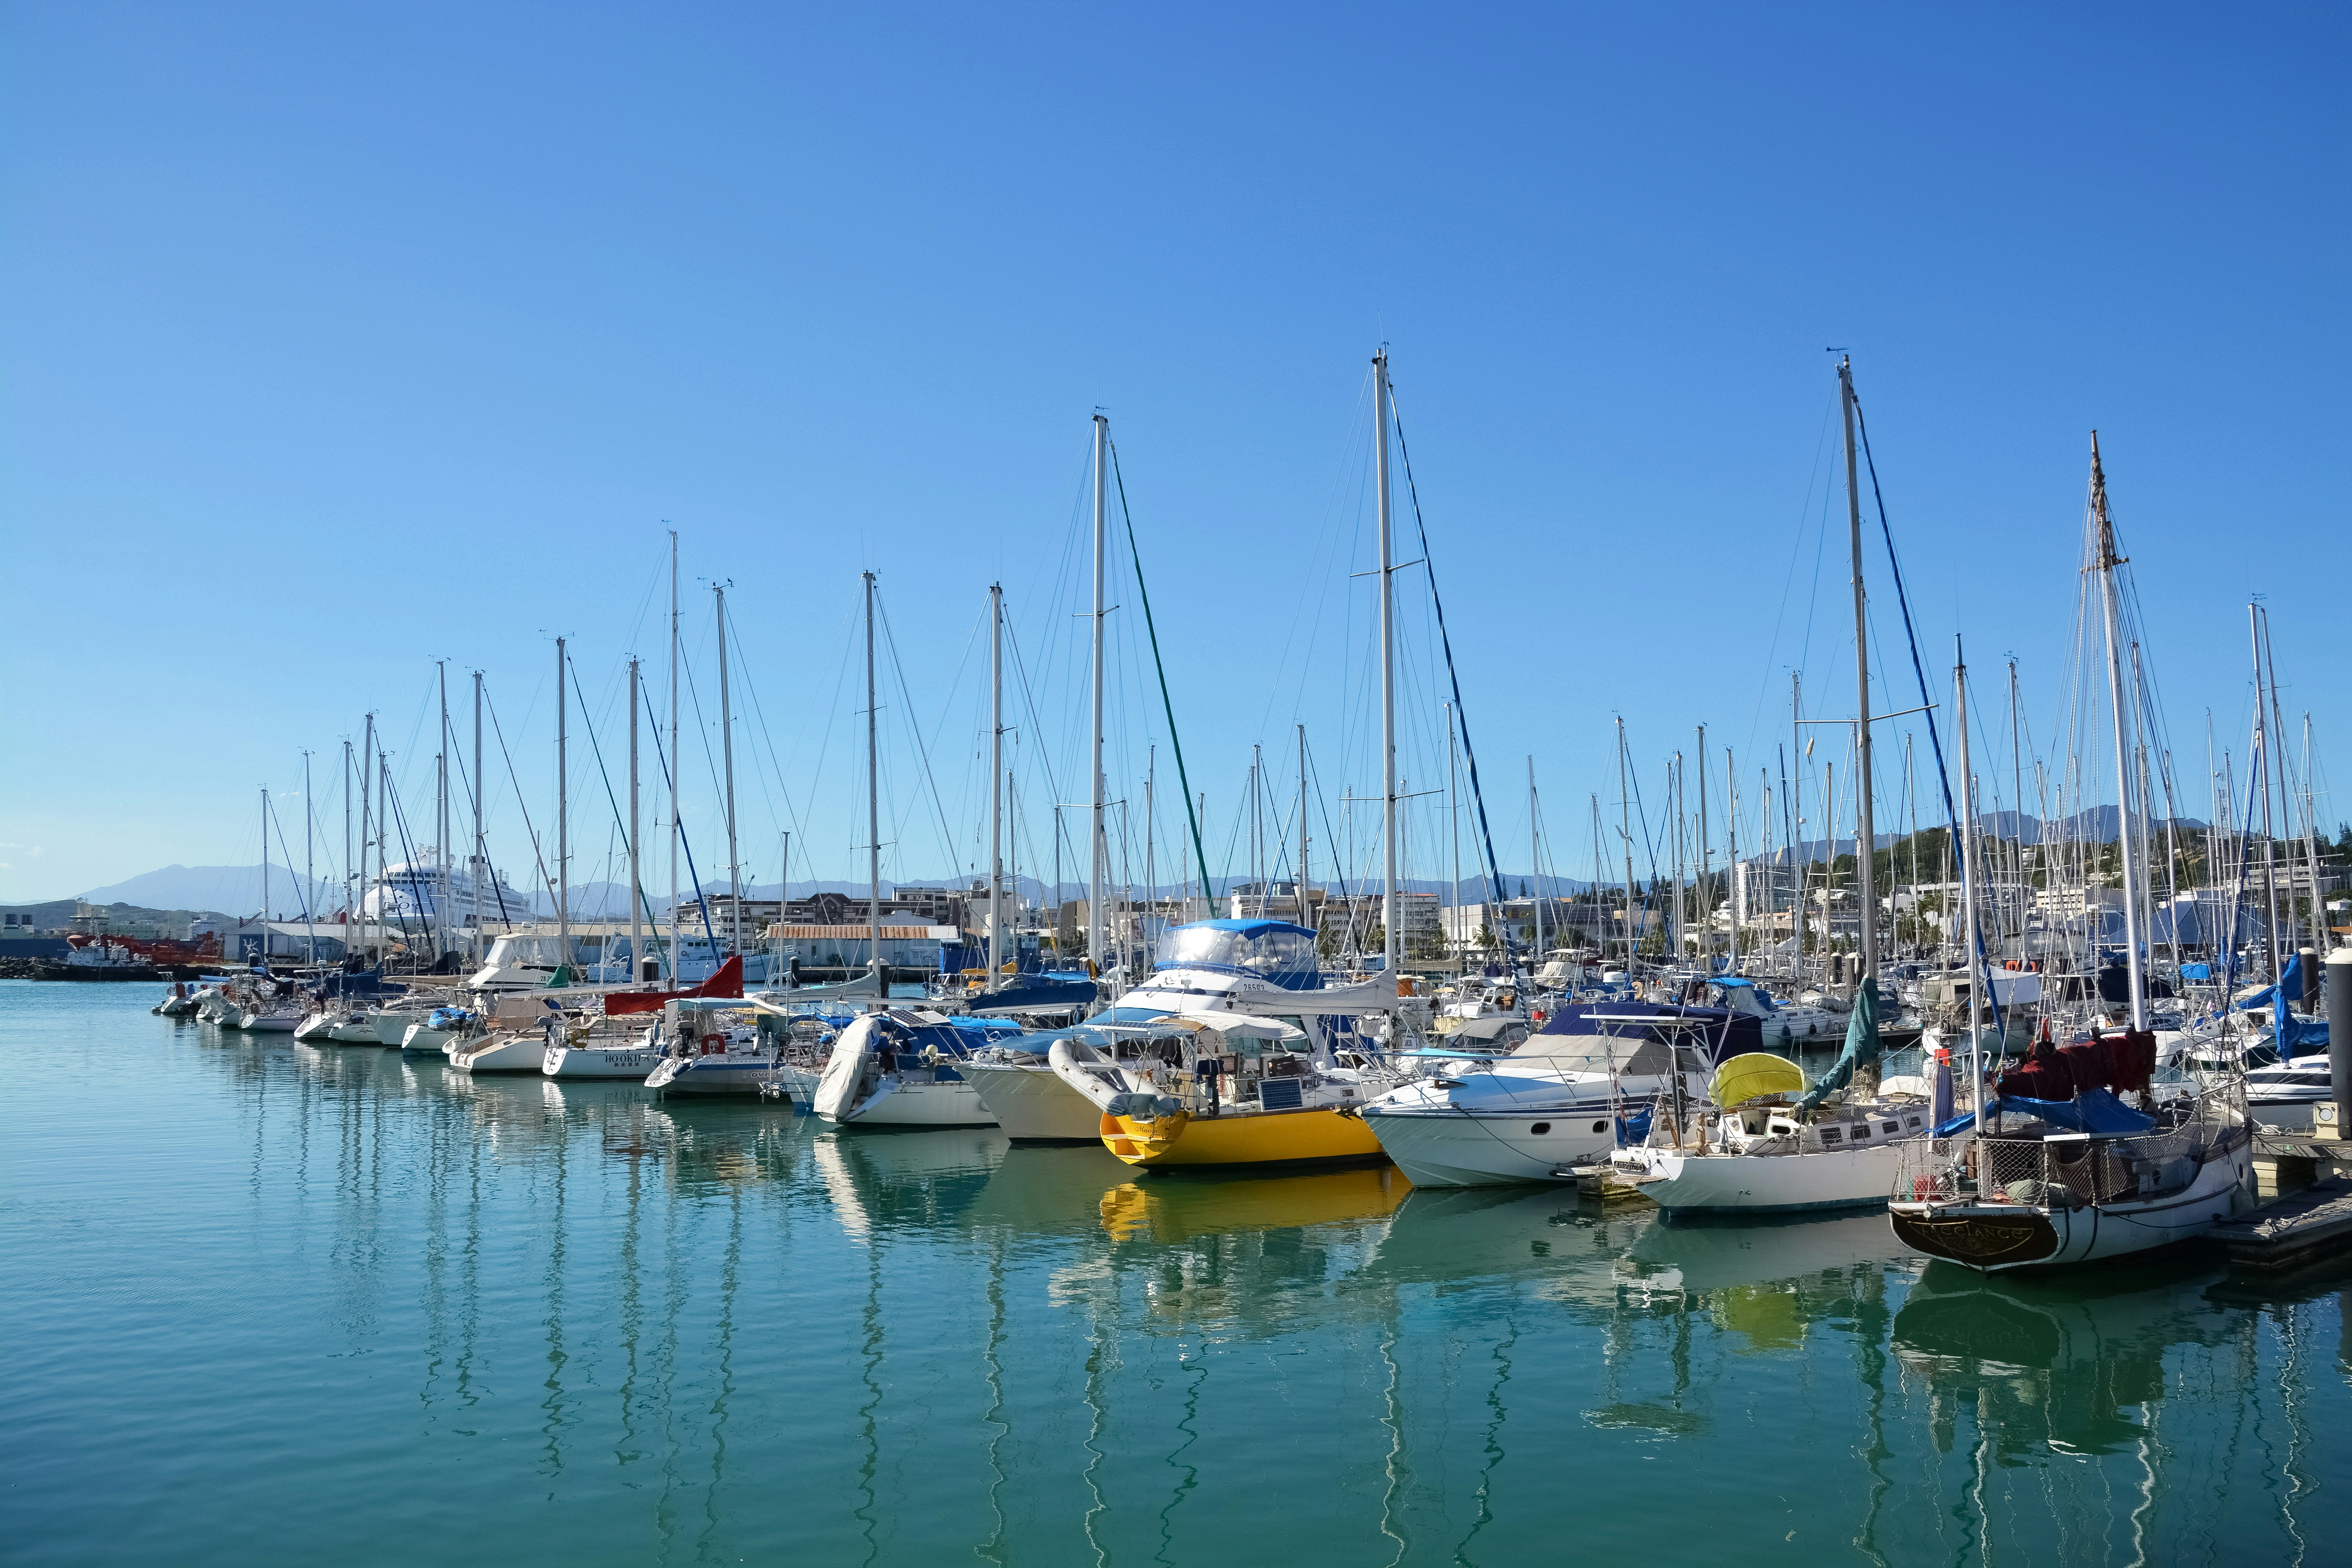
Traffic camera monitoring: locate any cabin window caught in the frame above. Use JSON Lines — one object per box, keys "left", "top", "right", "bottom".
{"left": 1850, "top": 1125, "right": 1871, "bottom": 1140}
{"left": 1905, "top": 1116, "right": 1921, "bottom": 1129}
{"left": 1820, "top": 1127, "right": 1842, "bottom": 1144}
{"left": 1530, "top": 1122, "right": 1551, "bottom": 1136}
{"left": 1882, "top": 1122, "right": 1899, "bottom": 1134}
{"left": 1591, "top": 1120, "right": 1608, "bottom": 1134}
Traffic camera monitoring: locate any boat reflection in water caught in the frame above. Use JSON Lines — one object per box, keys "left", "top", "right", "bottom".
{"left": 1097, "top": 1166, "right": 1410, "bottom": 1244}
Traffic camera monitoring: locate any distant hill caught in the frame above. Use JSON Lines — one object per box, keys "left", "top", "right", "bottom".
{"left": 74, "top": 864, "right": 342, "bottom": 918}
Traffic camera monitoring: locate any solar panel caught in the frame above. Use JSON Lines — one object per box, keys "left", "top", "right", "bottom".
{"left": 1259, "top": 1078, "right": 1305, "bottom": 1112}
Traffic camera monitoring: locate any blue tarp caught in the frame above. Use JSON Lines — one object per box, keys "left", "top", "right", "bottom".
{"left": 965, "top": 974, "right": 1098, "bottom": 1014}
{"left": 2179, "top": 962, "right": 2212, "bottom": 982}
{"left": 1993, "top": 1087, "right": 2156, "bottom": 1136}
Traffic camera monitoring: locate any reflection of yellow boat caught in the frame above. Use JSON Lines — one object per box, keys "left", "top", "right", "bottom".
{"left": 1099, "top": 1164, "right": 1410, "bottom": 1242}
{"left": 1096, "top": 1102, "right": 1387, "bottom": 1168}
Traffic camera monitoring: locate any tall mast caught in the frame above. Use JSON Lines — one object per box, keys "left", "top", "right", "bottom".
{"left": 1529, "top": 757, "right": 1544, "bottom": 959}
{"left": 260, "top": 787, "right": 270, "bottom": 958}
{"left": 556, "top": 636, "right": 570, "bottom": 960}
{"left": 716, "top": 584, "right": 739, "bottom": 957}
{"left": 988, "top": 582, "right": 1005, "bottom": 986}
{"left": 1374, "top": 350, "right": 1399, "bottom": 979}
{"left": 1670, "top": 755, "right": 1683, "bottom": 959}
{"left": 437, "top": 660, "right": 449, "bottom": 963}
{"left": 628, "top": 657, "right": 642, "bottom": 983}
{"left": 1089, "top": 414, "right": 1109, "bottom": 971}
{"left": 472, "top": 672, "right": 484, "bottom": 956}
{"left": 1446, "top": 704, "right": 1460, "bottom": 964}
{"left": 1956, "top": 642, "right": 1986, "bottom": 1110}
{"left": 865, "top": 571, "right": 881, "bottom": 981}
{"left": 1298, "top": 726, "right": 1310, "bottom": 930}
{"left": 1617, "top": 717, "right": 1635, "bottom": 963}
{"left": 341, "top": 740, "right": 353, "bottom": 953}
{"left": 2251, "top": 606, "right": 2283, "bottom": 984}
{"left": 302, "top": 750, "right": 314, "bottom": 965}
{"left": 1838, "top": 357, "right": 1878, "bottom": 989}
{"left": 1696, "top": 724, "right": 1710, "bottom": 962}
{"left": 668, "top": 529, "right": 679, "bottom": 980}
{"left": 360, "top": 713, "right": 374, "bottom": 961}
{"left": 1724, "top": 748, "right": 1740, "bottom": 971}
{"left": 2089, "top": 435, "right": 2145, "bottom": 1029}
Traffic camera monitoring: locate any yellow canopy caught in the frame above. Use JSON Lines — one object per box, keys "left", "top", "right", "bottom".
{"left": 1711, "top": 1053, "right": 1806, "bottom": 1108}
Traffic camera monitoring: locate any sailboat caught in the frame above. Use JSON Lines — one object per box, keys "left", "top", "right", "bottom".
{"left": 1607, "top": 358, "right": 1958, "bottom": 1212}
{"left": 1041, "top": 371, "right": 1416, "bottom": 1170}
{"left": 1890, "top": 436, "right": 2254, "bottom": 1270}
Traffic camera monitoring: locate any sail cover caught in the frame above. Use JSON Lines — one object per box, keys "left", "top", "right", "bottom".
{"left": 1795, "top": 981, "right": 1881, "bottom": 1113}
{"left": 604, "top": 955, "right": 744, "bottom": 1016}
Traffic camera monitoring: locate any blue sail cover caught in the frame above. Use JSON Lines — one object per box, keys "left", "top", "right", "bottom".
{"left": 1994, "top": 1087, "right": 2156, "bottom": 1136}
{"left": 965, "top": 975, "right": 1099, "bottom": 1014}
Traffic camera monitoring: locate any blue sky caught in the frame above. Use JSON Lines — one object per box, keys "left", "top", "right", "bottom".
{"left": 4, "top": 3, "right": 2345, "bottom": 909}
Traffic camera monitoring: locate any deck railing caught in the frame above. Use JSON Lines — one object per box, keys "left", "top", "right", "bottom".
{"left": 1891, "top": 1080, "right": 2247, "bottom": 1207}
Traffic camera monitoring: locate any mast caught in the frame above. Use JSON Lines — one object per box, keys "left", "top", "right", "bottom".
{"left": 472, "top": 672, "right": 484, "bottom": 958}
{"left": 1528, "top": 757, "right": 1544, "bottom": 959}
{"left": 628, "top": 657, "right": 642, "bottom": 983}
{"left": 1838, "top": 357, "right": 1879, "bottom": 990}
{"left": 1617, "top": 717, "right": 1635, "bottom": 964}
{"left": 1447, "top": 704, "right": 1461, "bottom": 965}
{"left": 717, "top": 584, "right": 740, "bottom": 958}
{"left": 1696, "top": 724, "right": 1710, "bottom": 962}
{"left": 1298, "top": 726, "right": 1310, "bottom": 930}
{"left": 988, "top": 582, "right": 1005, "bottom": 985}
{"left": 360, "top": 714, "right": 374, "bottom": 962}
{"left": 2251, "top": 607, "right": 2283, "bottom": 984}
{"left": 260, "top": 787, "right": 270, "bottom": 959}
{"left": 1670, "top": 754, "right": 1683, "bottom": 959}
{"left": 1089, "top": 414, "right": 1109, "bottom": 971}
{"left": 1374, "top": 349, "right": 1400, "bottom": 979}
{"left": 865, "top": 571, "right": 881, "bottom": 981}
{"left": 1956, "top": 642, "right": 1986, "bottom": 1112}
{"left": 2087, "top": 435, "right": 2145, "bottom": 1029}
{"left": 1724, "top": 748, "right": 1740, "bottom": 971}
{"left": 668, "top": 529, "right": 679, "bottom": 980}
{"left": 342, "top": 740, "right": 353, "bottom": 956}
{"left": 302, "top": 750, "right": 315, "bottom": 965}
{"left": 436, "top": 660, "right": 449, "bottom": 963}
{"left": 556, "top": 636, "right": 570, "bottom": 962}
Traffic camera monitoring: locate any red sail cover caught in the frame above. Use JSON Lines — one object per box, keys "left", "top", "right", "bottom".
{"left": 604, "top": 956, "right": 744, "bottom": 1016}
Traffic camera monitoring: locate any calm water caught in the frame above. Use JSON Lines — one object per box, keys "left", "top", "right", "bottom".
{"left": 5, "top": 982, "right": 2347, "bottom": 1567}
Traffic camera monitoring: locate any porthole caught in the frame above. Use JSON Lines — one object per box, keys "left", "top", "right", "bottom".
{"left": 1592, "top": 1120, "right": 1608, "bottom": 1134}
{"left": 1905, "top": 1116, "right": 1921, "bottom": 1129}
{"left": 1882, "top": 1122, "right": 1899, "bottom": 1134}
{"left": 1530, "top": 1122, "right": 1551, "bottom": 1136}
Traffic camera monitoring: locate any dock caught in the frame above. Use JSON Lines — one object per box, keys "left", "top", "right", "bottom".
{"left": 2211, "top": 1175, "right": 2352, "bottom": 1274}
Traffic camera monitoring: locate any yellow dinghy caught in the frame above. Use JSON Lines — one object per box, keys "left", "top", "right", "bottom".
{"left": 1050, "top": 1011, "right": 1392, "bottom": 1171}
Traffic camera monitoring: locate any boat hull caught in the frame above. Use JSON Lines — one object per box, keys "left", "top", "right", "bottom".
{"left": 1634, "top": 1141, "right": 1912, "bottom": 1213}
{"left": 1100, "top": 1105, "right": 1387, "bottom": 1169}
{"left": 448, "top": 1035, "right": 549, "bottom": 1073}
{"left": 543, "top": 1044, "right": 666, "bottom": 1079}
{"left": 646, "top": 1054, "right": 774, "bottom": 1095}
{"left": 819, "top": 1073, "right": 996, "bottom": 1129}
{"left": 1360, "top": 1104, "right": 1618, "bottom": 1187}
{"left": 1890, "top": 1143, "right": 2254, "bottom": 1272}
{"left": 960, "top": 1060, "right": 1103, "bottom": 1141}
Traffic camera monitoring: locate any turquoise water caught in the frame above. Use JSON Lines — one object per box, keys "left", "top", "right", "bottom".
{"left": 4, "top": 981, "right": 2347, "bottom": 1566}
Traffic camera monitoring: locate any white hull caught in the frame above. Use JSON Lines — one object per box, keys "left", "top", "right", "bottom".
{"left": 398, "top": 1023, "right": 462, "bottom": 1056}
{"left": 1632, "top": 1140, "right": 1916, "bottom": 1213}
{"left": 236, "top": 1009, "right": 304, "bottom": 1033}
{"left": 644, "top": 1053, "right": 775, "bottom": 1095}
{"left": 1361, "top": 1103, "right": 1620, "bottom": 1187}
{"left": 768, "top": 1063, "right": 822, "bottom": 1102}
{"left": 371, "top": 1011, "right": 429, "bottom": 1046}
{"left": 820, "top": 1072, "right": 998, "bottom": 1129}
{"left": 544, "top": 1044, "right": 666, "bottom": 1080}
{"left": 959, "top": 1060, "right": 1103, "bottom": 1140}
{"left": 292, "top": 1012, "right": 337, "bottom": 1043}
{"left": 448, "top": 1034, "right": 550, "bottom": 1074}
{"left": 329, "top": 1014, "right": 390, "bottom": 1044}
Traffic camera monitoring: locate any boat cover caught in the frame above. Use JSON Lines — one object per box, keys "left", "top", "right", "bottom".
{"left": 1796, "top": 983, "right": 1882, "bottom": 1113}
{"left": 1991, "top": 1087, "right": 2156, "bottom": 1136}
{"left": 963, "top": 975, "right": 1098, "bottom": 1014}
{"left": 604, "top": 955, "right": 744, "bottom": 1016}
{"left": 1711, "top": 1053, "right": 1805, "bottom": 1107}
